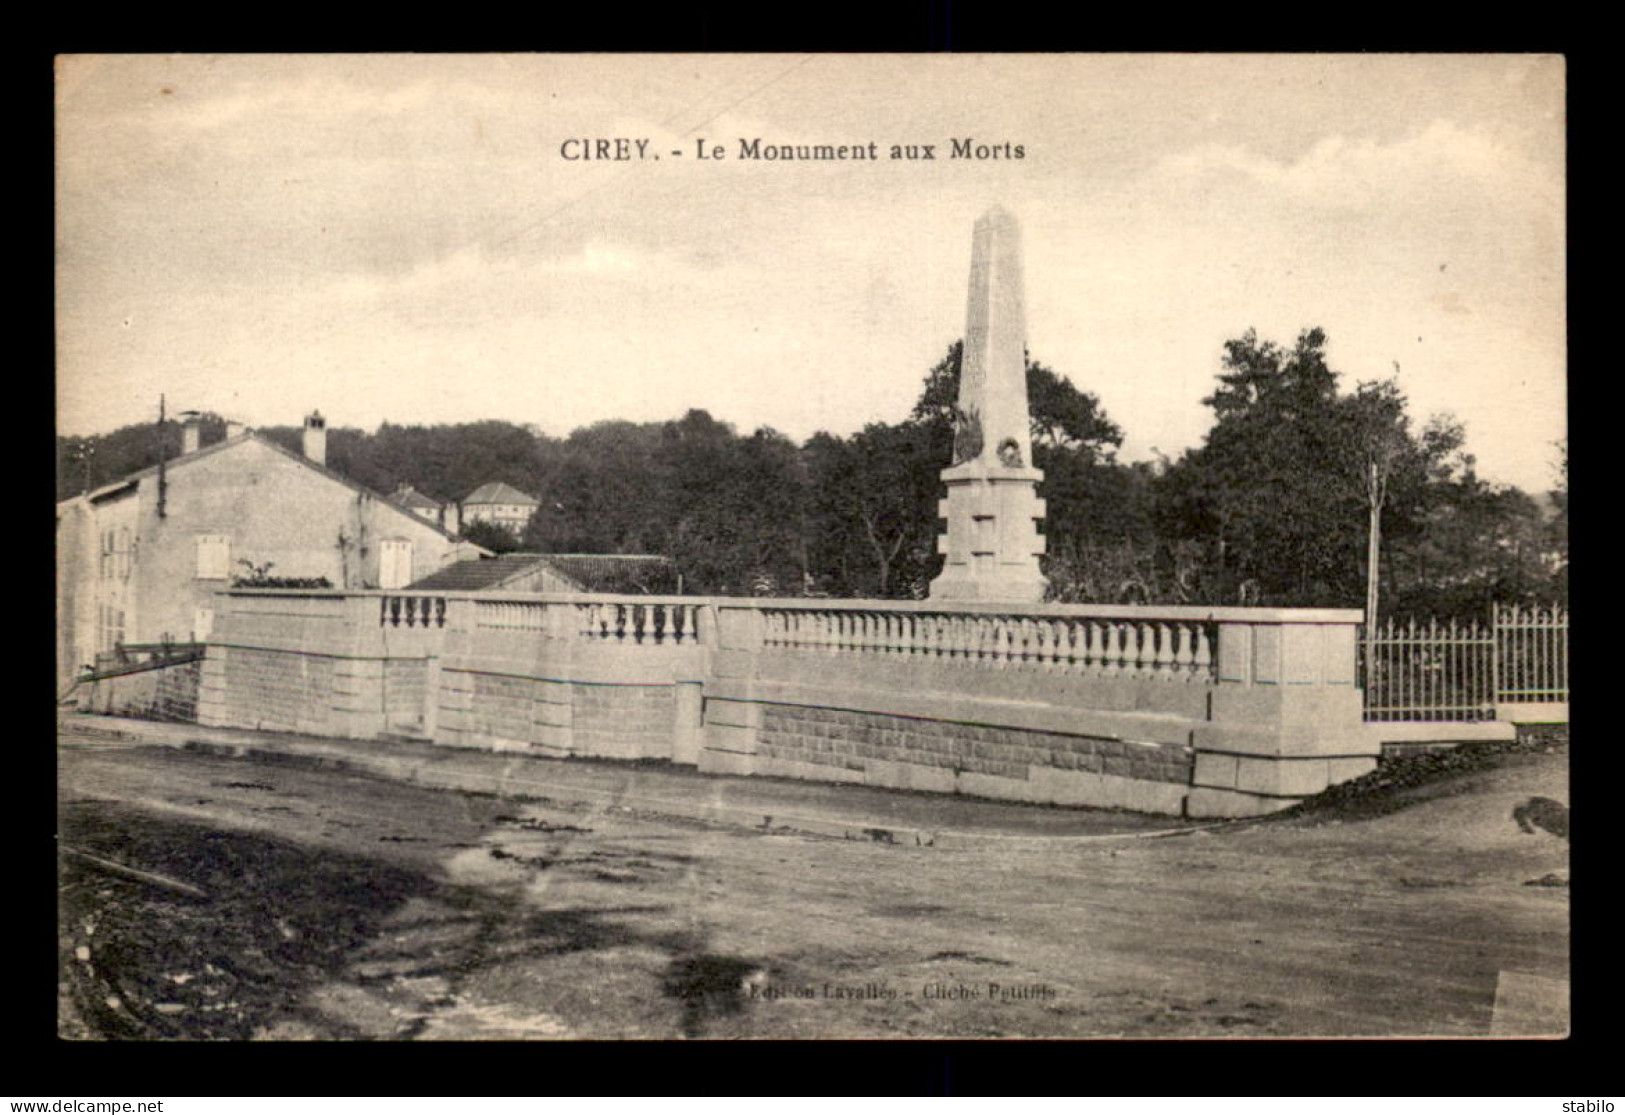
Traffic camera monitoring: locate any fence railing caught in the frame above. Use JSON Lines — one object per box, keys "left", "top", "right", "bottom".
{"left": 1358, "top": 605, "right": 1568, "bottom": 722}
{"left": 468, "top": 596, "right": 704, "bottom": 645}
{"left": 1495, "top": 604, "right": 1570, "bottom": 703}
{"left": 759, "top": 606, "right": 1217, "bottom": 681}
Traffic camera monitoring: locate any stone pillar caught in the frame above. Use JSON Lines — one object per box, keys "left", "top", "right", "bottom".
{"left": 1187, "top": 609, "right": 1378, "bottom": 817}
{"left": 929, "top": 206, "right": 1047, "bottom": 603}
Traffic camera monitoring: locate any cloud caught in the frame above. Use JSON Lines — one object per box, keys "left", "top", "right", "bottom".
{"left": 1154, "top": 120, "right": 1557, "bottom": 215}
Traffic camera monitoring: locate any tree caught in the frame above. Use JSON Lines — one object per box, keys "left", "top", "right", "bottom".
{"left": 804, "top": 422, "right": 942, "bottom": 598}
{"left": 56, "top": 412, "right": 229, "bottom": 501}
{"left": 1160, "top": 329, "right": 1386, "bottom": 605}
{"left": 461, "top": 519, "right": 523, "bottom": 554}
{"left": 665, "top": 420, "right": 808, "bottom": 595}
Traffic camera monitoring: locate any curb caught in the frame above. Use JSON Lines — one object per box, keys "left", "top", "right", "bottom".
{"left": 61, "top": 717, "right": 1213, "bottom": 848}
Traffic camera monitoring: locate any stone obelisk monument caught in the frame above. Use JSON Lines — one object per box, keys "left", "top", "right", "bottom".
{"left": 928, "top": 206, "right": 1047, "bottom": 602}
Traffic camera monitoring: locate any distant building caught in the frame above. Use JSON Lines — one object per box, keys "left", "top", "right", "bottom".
{"left": 389, "top": 484, "right": 443, "bottom": 523}
{"left": 460, "top": 481, "right": 540, "bottom": 536}
{"left": 406, "top": 553, "right": 679, "bottom": 595}
{"left": 56, "top": 411, "right": 487, "bottom": 690}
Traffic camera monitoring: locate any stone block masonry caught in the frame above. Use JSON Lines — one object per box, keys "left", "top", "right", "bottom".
{"left": 571, "top": 684, "right": 676, "bottom": 761}
{"left": 756, "top": 704, "right": 1192, "bottom": 811}
{"left": 210, "top": 645, "right": 338, "bottom": 735}
{"left": 197, "top": 589, "right": 1374, "bottom": 818}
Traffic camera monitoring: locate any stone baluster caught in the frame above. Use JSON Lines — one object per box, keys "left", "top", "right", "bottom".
{"left": 1041, "top": 619, "right": 1060, "bottom": 673}
{"left": 1193, "top": 624, "right": 1213, "bottom": 680}
{"left": 1171, "top": 622, "right": 1194, "bottom": 678}
{"left": 996, "top": 618, "right": 1015, "bottom": 669}
{"left": 1153, "top": 623, "right": 1173, "bottom": 678}
{"left": 1115, "top": 622, "right": 1136, "bottom": 676}
{"left": 1130, "top": 622, "right": 1149, "bottom": 676}
{"left": 1100, "top": 622, "right": 1120, "bottom": 677}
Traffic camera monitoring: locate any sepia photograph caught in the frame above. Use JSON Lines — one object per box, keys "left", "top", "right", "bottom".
{"left": 55, "top": 52, "right": 1567, "bottom": 1040}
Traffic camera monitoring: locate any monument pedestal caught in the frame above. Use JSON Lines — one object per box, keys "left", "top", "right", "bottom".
{"left": 929, "top": 461, "right": 1047, "bottom": 603}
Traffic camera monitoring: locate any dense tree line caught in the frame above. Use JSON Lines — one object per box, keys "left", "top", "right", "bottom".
{"left": 57, "top": 330, "right": 1567, "bottom": 614}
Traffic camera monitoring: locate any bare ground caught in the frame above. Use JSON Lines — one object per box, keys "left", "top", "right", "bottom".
{"left": 57, "top": 739, "right": 1568, "bottom": 1039}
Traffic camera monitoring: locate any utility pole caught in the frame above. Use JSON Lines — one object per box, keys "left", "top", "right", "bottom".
{"left": 156, "top": 394, "right": 168, "bottom": 518}
{"left": 1361, "top": 363, "right": 1401, "bottom": 685}
{"left": 1364, "top": 457, "right": 1382, "bottom": 683}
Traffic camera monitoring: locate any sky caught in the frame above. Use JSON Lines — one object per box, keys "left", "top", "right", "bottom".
{"left": 55, "top": 53, "right": 1566, "bottom": 493}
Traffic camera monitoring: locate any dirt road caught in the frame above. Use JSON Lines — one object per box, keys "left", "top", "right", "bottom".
{"left": 57, "top": 740, "right": 1569, "bottom": 1039}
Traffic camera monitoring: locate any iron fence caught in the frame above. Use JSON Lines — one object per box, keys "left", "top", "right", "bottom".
{"left": 1358, "top": 605, "right": 1568, "bottom": 722}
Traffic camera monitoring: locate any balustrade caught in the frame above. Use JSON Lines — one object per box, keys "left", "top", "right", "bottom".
{"left": 758, "top": 607, "right": 1216, "bottom": 681}
{"left": 473, "top": 599, "right": 549, "bottom": 632}
{"left": 379, "top": 595, "right": 448, "bottom": 629}
{"left": 575, "top": 600, "right": 701, "bottom": 646}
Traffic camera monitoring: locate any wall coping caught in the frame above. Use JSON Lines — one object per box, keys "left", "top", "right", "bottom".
{"left": 222, "top": 587, "right": 1362, "bottom": 625}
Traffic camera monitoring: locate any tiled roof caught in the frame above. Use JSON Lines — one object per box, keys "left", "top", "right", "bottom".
{"left": 404, "top": 555, "right": 556, "bottom": 591}
{"left": 463, "top": 481, "right": 539, "bottom": 507}
{"left": 390, "top": 485, "right": 442, "bottom": 511}
{"left": 405, "top": 553, "right": 676, "bottom": 593}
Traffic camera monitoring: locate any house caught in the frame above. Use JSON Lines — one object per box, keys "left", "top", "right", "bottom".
{"left": 459, "top": 481, "right": 540, "bottom": 536}
{"left": 405, "top": 553, "right": 679, "bottom": 595}
{"left": 389, "top": 484, "right": 443, "bottom": 523}
{"left": 388, "top": 483, "right": 463, "bottom": 535}
{"left": 56, "top": 411, "right": 487, "bottom": 689}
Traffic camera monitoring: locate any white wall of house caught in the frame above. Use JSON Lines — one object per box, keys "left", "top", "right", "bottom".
{"left": 56, "top": 435, "right": 483, "bottom": 690}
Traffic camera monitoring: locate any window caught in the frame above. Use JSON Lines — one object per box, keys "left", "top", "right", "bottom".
{"left": 379, "top": 539, "right": 414, "bottom": 590}
{"left": 196, "top": 534, "right": 231, "bottom": 580}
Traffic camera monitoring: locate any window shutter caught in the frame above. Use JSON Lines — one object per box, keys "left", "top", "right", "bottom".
{"left": 196, "top": 535, "right": 231, "bottom": 579}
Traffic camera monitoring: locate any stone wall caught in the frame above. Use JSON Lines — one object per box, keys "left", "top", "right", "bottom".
{"left": 755, "top": 704, "right": 1191, "bottom": 811}
{"left": 196, "top": 589, "right": 1372, "bottom": 818}
{"left": 210, "top": 645, "right": 337, "bottom": 734}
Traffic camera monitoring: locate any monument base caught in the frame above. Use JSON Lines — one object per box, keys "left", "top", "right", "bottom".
{"left": 928, "top": 565, "right": 1049, "bottom": 603}
{"left": 928, "top": 463, "right": 1047, "bottom": 604}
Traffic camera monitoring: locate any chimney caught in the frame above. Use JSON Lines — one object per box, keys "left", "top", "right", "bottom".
{"left": 303, "top": 410, "right": 327, "bottom": 467}
{"left": 179, "top": 411, "right": 202, "bottom": 455}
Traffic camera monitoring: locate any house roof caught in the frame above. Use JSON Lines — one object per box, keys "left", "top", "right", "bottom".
{"left": 463, "top": 481, "right": 539, "bottom": 507}
{"left": 405, "top": 553, "right": 676, "bottom": 593}
{"left": 62, "top": 431, "right": 482, "bottom": 548}
{"left": 390, "top": 485, "right": 442, "bottom": 511}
